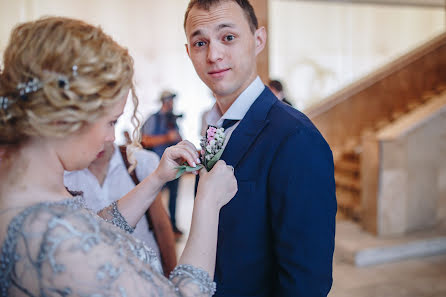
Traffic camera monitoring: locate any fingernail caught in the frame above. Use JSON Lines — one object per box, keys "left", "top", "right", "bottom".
{"left": 196, "top": 158, "right": 201, "bottom": 164}
{"left": 192, "top": 162, "right": 197, "bottom": 167}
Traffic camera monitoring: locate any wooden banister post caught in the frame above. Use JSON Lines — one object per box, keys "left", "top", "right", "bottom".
{"left": 252, "top": 0, "right": 269, "bottom": 82}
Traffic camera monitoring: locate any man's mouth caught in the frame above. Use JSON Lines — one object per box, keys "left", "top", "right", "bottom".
{"left": 208, "top": 68, "right": 230, "bottom": 78}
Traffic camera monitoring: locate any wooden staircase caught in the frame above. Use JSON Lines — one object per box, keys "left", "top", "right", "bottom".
{"left": 334, "top": 83, "right": 446, "bottom": 221}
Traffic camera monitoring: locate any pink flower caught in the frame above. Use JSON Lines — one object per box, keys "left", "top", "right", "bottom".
{"left": 207, "top": 126, "right": 217, "bottom": 138}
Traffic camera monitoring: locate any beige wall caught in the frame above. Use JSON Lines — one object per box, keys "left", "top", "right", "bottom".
{"left": 0, "top": 0, "right": 212, "bottom": 146}
{"left": 376, "top": 96, "right": 446, "bottom": 235}
{"left": 1, "top": 0, "right": 444, "bottom": 145}
{"left": 269, "top": 1, "right": 445, "bottom": 110}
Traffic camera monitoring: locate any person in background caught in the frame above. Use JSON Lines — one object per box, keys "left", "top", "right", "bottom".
{"left": 141, "top": 90, "right": 184, "bottom": 237}
{"left": 123, "top": 130, "right": 132, "bottom": 144}
{"left": 268, "top": 79, "right": 293, "bottom": 106}
{"left": 64, "top": 142, "right": 177, "bottom": 276}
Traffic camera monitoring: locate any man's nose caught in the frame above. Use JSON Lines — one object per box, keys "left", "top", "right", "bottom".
{"left": 207, "top": 41, "right": 223, "bottom": 63}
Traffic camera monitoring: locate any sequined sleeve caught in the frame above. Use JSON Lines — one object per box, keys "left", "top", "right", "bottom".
{"left": 97, "top": 201, "right": 135, "bottom": 233}
{"left": 0, "top": 201, "right": 216, "bottom": 297}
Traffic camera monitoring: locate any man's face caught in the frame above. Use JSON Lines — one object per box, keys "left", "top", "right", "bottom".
{"left": 162, "top": 98, "right": 174, "bottom": 112}
{"left": 185, "top": 1, "right": 264, "bottom": 100}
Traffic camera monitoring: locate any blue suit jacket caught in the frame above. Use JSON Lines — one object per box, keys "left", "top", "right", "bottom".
{"left": 214, "top": 87, "right": 337, "bottom": 297}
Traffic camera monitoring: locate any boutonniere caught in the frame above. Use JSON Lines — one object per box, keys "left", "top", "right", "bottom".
{"left": 175, "top": 125, "right": 226, "bottom": 178}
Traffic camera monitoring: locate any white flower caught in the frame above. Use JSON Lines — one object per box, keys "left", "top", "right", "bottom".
{"left": 206, "top": 145, "right": 213, "bottom": 153}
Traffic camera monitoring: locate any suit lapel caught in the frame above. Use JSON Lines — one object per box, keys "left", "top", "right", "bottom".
{"left": 221, "top": 87, "right": 277, "bottom": 168}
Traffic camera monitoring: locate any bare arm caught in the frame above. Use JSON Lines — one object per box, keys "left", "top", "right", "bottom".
{"left": 179, "top": 162, "right": 237, "bottom": 278}
{"left": 109, "top": 141, "right": 199, "bottom": 228}
{"left": 98, "top": 140, "right": 237, "bottom": 279}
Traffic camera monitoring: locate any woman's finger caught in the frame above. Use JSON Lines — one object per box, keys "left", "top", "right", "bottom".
{"left": 169, "top": 146, "right": 197, "bottom": 167}
{"left": 176, "top": 142, "right": 200, "bottom": 166}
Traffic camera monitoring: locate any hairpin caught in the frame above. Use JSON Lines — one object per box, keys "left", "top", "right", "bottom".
{"left": 58, "top": 76, "right": 69, "bottom": 90}
{"left": 58, "top": 65, "right": 78, "bottom": 90}
{"left": 15, "top": 65, "right": 79, "bottom": 101}
{"left": 72, "top": 65, "right": 78, "bottom": 77}
{"left": 0, "top": 96, "right": 11, "bottom": 110}
{"left": 17, "top": 78, "right": 43, "bottom": 101}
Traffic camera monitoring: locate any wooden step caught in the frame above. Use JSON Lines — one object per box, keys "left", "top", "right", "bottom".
{"left": 335, "top": 159, "right": 360, "bottom": 173}
{"left": 336, "top": 188, "right": 361, "bottom": 221}
{"left": 335, "top": 173, "right": 361, "bottom": 191}
{"left": 342, "top": 149, "right": 361, "bottom": 161}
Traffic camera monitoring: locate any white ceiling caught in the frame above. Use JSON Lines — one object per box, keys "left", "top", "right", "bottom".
{"left": 278, "top": 0, "right": 444, "bottom": 8}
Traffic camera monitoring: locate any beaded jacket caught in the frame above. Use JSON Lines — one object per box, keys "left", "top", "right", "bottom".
{"left": 0, "top": 194, "right": 215, "bottom": 296}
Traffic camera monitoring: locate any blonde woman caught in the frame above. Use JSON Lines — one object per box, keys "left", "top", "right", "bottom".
{"left": 0, "top": 17, "right": 237, "bottom": 296}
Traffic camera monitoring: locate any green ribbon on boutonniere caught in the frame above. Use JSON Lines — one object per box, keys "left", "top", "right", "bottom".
{"left": 174, "top": 163, "right": 203, "bottom": 179}
{"left": 174, "top": 125, "right": 226, "bottom": 179}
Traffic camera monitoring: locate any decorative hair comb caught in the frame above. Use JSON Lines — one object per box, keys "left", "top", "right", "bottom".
{"left": 1, "top": 65, "right": 79, "bottom": 110}
{"left": 17, "top": 78, "right": 43, "bottom": 100}
{"left": 0, "top": 96, "right": 11, "bottom": 110}
{"left": 16, "top": 64, "right": 79, "bottom": 101}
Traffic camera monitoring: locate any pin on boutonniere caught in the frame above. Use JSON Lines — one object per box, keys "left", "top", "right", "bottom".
{"left": 175, "top": 125, "right": 226, "bottom": 178}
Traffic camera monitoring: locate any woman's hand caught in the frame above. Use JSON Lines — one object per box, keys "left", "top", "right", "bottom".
{"left": 196, "top": 160, "right": 238, "bottom": 210}
{"left": 153, "top": 140, "right": 200, "bottom": 183}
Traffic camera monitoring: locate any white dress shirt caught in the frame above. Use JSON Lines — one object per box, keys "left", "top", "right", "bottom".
{"left": 205, "top": 76, "right": 265, "bottom": 147}
{"left": 64, "top": 144, "right": 161, "bottom": 258}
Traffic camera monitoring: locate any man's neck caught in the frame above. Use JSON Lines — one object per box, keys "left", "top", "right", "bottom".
{"left": 215, "top": 97, "right": 236, "bottom": 116}
{"left": 214, "top": 76, "right": 258, "bottom": 115}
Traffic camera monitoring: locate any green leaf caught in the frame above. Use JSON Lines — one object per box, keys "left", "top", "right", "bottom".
{"left": 174, "top": 164, "right": 203, "bottom": 179}
{"left": 206, "top": 149, "right": 224, "bottom": 171}
{"left": 185, "top": 164, "right": 203, "bottom": 172}
{"left": 175, "top": 168, "right": 186, "bottom": 179}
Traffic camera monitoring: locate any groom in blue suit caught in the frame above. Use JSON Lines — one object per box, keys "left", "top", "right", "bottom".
{"left": 184, "top": 1, "right": 337, "bottom": 296}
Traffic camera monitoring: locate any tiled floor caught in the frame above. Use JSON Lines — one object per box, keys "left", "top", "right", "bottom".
{"left": 162, "top": 174, "right": 446, "bottom": 297}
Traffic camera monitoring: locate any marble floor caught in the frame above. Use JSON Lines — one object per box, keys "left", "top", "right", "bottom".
{"left": 161, "top": 174, "right": 446, "bottom": 297}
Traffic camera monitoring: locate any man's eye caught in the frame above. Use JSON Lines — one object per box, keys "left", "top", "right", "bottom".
{"left": 224, "top": 35, "right": 235, "bottom": 42}
{"left": 194, "top": 41, "right": 206, "bottom": 47}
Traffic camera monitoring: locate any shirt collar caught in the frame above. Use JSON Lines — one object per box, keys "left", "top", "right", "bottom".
{"left": 206, "top": 76, "right": 265, "bottom": 127}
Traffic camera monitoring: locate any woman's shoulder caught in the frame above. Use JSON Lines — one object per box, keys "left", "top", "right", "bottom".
{"left": 0, "top": 196, "right": 160, "bottom": 273}
{"left": 0, "top": 197, "right": 165, "bottom": 296}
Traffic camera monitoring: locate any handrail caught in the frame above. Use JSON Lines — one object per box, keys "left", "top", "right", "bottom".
{"left": 377, "top": 93, "right": 446, "bottom": 141}
{"left": 305, "top": 32, "right": 446, "bottom": 119}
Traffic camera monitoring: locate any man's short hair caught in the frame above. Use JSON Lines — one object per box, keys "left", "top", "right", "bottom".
{"left": 268, "top": 80, "right": 283, "bottom": 93}
{"left": 184, "top": 0, "right": 259, "bottom": 34}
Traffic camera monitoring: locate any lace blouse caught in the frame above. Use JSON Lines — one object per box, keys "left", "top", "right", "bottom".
{"left": 0, "top": 195, "right": 216, "bottom": 296}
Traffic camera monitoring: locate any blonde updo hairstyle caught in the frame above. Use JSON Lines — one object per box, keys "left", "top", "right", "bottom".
{"left": 0, "top": 17, "right": 140, "bottom": 145}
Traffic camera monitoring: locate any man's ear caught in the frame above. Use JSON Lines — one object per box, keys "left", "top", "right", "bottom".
{"left": 185, "top": 43, "right": 191, "bottom": 58}
{"left": 254, "top": 27, "right": 267, "bottom": 56}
